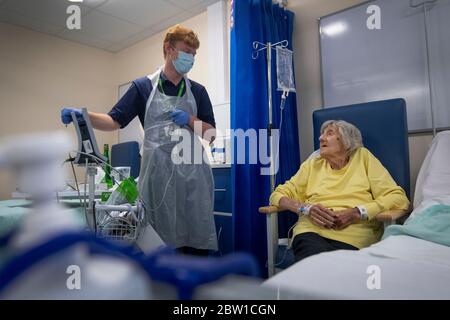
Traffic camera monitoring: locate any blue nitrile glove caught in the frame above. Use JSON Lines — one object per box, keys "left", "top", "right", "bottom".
{"left": 61, "top": 108, "right": 82, "bottom": 125}
{"left": 170, "top": 109, "right": 190, "bottom": 126}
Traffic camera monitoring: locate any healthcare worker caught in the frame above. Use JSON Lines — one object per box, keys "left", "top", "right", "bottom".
{"left": 61, "top": 24, "right": 218, "bottom": 255}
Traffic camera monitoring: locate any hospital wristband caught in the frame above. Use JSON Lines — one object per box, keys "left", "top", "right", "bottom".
{"left": 356, "top": 205, "right": 369, "bottom": 221}
{"left": 297, "top": 204, "right": 312, "bottom": 216}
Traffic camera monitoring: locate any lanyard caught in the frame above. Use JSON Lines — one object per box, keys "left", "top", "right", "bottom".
{"left": 158, "top": 78, "right": 185, "bottom": 98}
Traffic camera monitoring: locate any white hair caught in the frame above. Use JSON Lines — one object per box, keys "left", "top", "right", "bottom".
{"left": 320, "top": 120, "right": 363, "bottom": 156}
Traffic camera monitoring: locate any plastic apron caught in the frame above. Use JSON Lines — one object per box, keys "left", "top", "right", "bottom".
{"left": 139, "top": 68, "right": 217, "bottom": 251}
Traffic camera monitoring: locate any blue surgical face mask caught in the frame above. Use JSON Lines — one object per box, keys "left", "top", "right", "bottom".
{"left": 171, "top": 49, "right": 195, "bottom": 75}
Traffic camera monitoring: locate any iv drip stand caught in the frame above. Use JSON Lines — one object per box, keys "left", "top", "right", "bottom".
{"left": 252, "top": 40, "right": 288, "bottom": 277}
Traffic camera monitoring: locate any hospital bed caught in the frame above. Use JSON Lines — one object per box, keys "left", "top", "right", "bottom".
{"left": 263, "top": 131, "right": 450, "bottom": 299}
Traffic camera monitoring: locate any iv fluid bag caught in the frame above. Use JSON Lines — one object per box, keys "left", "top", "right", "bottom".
{"left": 276, "top": 46, "right": 296, "bottom": 93}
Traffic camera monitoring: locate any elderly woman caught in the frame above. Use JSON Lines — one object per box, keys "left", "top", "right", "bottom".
{"left": 269, "top": 120, "right": 410, "bottom": 262}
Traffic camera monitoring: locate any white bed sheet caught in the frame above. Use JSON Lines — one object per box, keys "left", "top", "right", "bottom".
{"left": 264, "top": 235, "right": 450, "bottom": 299}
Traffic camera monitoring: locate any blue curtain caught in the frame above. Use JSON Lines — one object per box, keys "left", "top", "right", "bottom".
{"left": 230, "top": 0, "right": 300, "bottom": 277}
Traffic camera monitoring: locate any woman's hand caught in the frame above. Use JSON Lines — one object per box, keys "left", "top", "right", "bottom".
{"left": 277, "top": 197, "right": 337, "bottom": 228}
{"left": 308, "top": 204, "right": 337, "bottom": 228}
{"left": 333, "top": 208, "right": 361, "bottom": 230}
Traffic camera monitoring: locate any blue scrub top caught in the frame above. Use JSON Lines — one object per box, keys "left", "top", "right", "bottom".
{"left": 108, "top": 74, "right": 216, "bottom": 129}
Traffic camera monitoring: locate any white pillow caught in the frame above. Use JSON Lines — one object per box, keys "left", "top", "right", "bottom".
{"left": 413, "top": 131, "right": 450, "bottom": 208}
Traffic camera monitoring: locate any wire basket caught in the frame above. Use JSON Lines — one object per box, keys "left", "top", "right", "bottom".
{"left": 95, "top": 201, "right": 145, "bottom": 242}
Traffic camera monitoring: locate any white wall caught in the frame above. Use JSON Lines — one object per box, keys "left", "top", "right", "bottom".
{"left": 115, "top": 12, "right": 210, "bottom": 92}
{"left": 208, "top": 0, "right": 231, "bottom": 162}
{"left": 0, "top": 22, "right": 117, "bottom": 200}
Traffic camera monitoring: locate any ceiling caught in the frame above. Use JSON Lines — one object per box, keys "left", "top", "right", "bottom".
{"left": 0, "top": 0, "right": 220, "bottom": 53}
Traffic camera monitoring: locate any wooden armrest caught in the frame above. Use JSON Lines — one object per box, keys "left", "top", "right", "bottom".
{"left": 375, "top": 209, "right": 410, "bottom": 223}
{"left": 258, "top": 206, "right": 281, "bottom": 214}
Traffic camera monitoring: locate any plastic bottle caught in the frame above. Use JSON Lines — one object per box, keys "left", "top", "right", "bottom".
{"left": 103, "top": 144, "right": 113, "bottom": 189}
{"left": 103, "top": 177, "right": 138, "bottom": 208}
{"left": 97, "top": 177, "right": 139, "bottom": 226}
{"left": 116, "top": 177, "right": 139, "bottom": 204}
